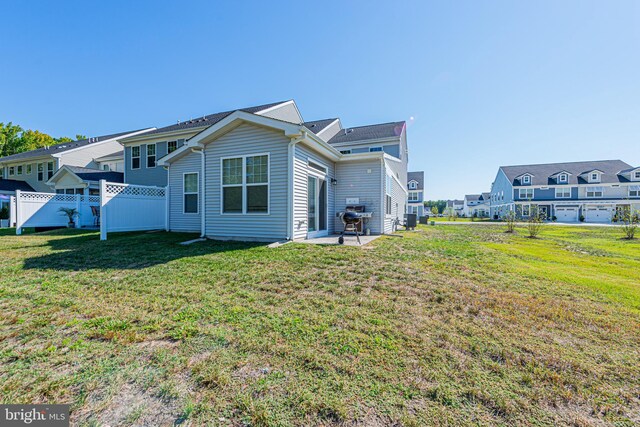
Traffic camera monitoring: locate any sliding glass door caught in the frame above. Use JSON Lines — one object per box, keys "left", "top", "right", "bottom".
{"left": 307, "top": 175, "right": 327, "bottom": 237}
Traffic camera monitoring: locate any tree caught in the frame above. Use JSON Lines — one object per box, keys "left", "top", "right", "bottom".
{"left": 526, "top": 206, "right": 544, "bottom": 238}
{"left": 0, "top": 121, "right": 84, "bottom": 157}
{"left": 424, "top": 200, "right": 447, "bottom": 214}
{"left": 504, "top": 210, "right": 516, "bottom": 233}
{"left": 619, "top": 207, "right": 639, "bottom": 240}
{"left": 431, "top": 206, "right": 438, "bottom": 216}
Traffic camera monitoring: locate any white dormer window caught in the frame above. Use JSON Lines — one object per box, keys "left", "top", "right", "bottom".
{"left": 408, "top": 181, "right": 417, "bottom": 190}
{"left": 590, "top": 173, "right": 599, "bottom": 182}
{"left": 522, "top": 175, "right": 531, "bottom": 184}
{"left": 634, "top": 171, "right": 640, "bottom": 180}
{"left": 558, "top": 173, "right": 568, "bottom": 183}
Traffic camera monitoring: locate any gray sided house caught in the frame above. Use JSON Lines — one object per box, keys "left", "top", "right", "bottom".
{"left": 490, "top": 160, "right": 640, "bottom": 223}
{"left": 407, "top": 171, "right": 425, "bottom": 216}
{"left": 158, "top": 100, "right": 408, "bottom": 241}
{"left": 0, "top": 129, "right": 152, "bottom": 194}
{"left": 118, "top": 101, "right": 303, "bottom": 187}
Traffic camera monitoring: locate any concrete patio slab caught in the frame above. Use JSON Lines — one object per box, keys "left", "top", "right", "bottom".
{"left": 301, "top": 234, "right": 381, "bottom": 246}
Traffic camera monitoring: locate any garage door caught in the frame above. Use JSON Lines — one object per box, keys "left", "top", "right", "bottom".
{"left": 555, "top": 207, "right": 578, "bottom": 222}
{"left": 585, "top": 207, "right": 612, "bottom": 223}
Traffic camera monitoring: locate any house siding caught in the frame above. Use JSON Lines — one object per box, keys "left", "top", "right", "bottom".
{"left": 259, "top": 102, "right": 302, "bottom": 124}
{"left": 58, "top": 140, "right": 123, "bottom": 170}
{"left": 292, "top": 144, "right": 336, "bottom": 240}
{"left": 204, "top": 123, "right": 289, "bottom": 241}
{"left": 334, "top": 159, "right": 383, "bottom": 234}
{"left": 168, "top": 150, "right": 202, "bottom": 233}
{"left": 124, "top": 139, "right": 185, "bottom": 187}
{"left": 383, "top": 168, "right": 406, "bottom": 234}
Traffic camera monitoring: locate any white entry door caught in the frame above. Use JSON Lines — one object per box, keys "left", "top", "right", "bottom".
{"left": 585, "top": 207, "right": 612, "bottom": 223}
{"left": 555, "top": 207, "right": 578, "bottom": 222}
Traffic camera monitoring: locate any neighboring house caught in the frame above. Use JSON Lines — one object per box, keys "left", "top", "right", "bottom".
{"left": 94, "top": 151, "right": 124, "bottom": 172}
{"left": 0, "top": 129, "right": 152, "bottom": 193}
{"left": 445, "top": 199, "right": 464, "bottom": 216}
{"left": 489, "top": 160, "right": 640, "bottom": 223}
{"left": 463, "top": 193, "right": 491, "bottom": 217}
{"left": 0, "top": 178, "right": 34, "bottom": 217}
{"left": 118, "top": 101, "right": 304, "bottom": 187}
{"left": 46, "top": 165, "right": 124, "bottom": 195}
{"left": 157, "top": 100, "right": 408, "bottom": 241}
{"left": 407, "top": 171, "right": 425, "bottom": 216}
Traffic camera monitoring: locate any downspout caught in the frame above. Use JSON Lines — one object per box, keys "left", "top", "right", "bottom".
{"left": 193, "top": 148, "right": 206, "bottom": 238}
{"left": 287, "top": 131, "right": 307, "bottom": 240}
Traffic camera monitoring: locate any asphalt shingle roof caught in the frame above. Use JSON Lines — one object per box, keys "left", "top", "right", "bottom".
{"left": 302, "top": 119, "right": 338, "bottom": 135}
{"left": 0, "top": 130, "right": 148, "bottom": 163}
{"left": 327, "top": 121, "right": 406, "bottom": 144}
{"left": 407, "top": 171, "right": 424, "bottom": 190}
{"left": 0, "top": 179, "right": 35, "bottom": 192}
{"left": 500, "top": 160, "right": 634, "bottom": 186}
{"left": 141, "top": 101, "right": 290, "bottom": 137}
{"left": 66, "top": 166, "right": 124, "bottom": 183}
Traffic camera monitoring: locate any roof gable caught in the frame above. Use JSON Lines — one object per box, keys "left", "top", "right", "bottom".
{"left": 328, "top": 121, "right": 405, "bottom": 145}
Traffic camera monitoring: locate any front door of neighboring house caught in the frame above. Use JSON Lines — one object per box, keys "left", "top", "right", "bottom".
{"left": 539, "top": 205, "right": 549, "bottom": 220}
{"left": 307, "top": 175, "right": 328, "bottom": 238}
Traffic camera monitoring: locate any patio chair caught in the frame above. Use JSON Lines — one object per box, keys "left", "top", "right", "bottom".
{"left": 90, "top": 206, "right": 100, "bottom": 227}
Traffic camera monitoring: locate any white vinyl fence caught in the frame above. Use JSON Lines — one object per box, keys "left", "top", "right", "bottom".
{"left": 15, "top": 192, "right": 100, "bottom": 233}
{"left": 14, "top": 180, "right": 168, "bottom": 240}
{"left": 99, "top": 180, "right": 167, "bottom": 240}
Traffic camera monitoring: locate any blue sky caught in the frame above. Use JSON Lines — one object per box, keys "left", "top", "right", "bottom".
{"left": 1, "top": 1, "right": 638, "bottom": 199}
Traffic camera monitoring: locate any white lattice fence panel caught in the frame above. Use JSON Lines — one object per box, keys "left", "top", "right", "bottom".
{"left": 101, "top": 181, "right": 167, "bottom": 237}
{"left": 16, "top": 191, "right": 81, "bottom": 229}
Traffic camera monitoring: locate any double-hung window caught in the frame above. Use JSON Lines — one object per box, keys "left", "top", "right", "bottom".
{"left": 47, "top": 161, "right": 54, "bottom": 180}
{"left": 635, "top": 171, "right": 640, "bottom": 180}
{"left": 555, "top": 187, "right": 571, "bottom": 198}
{"left": 168, "top": 141, "right": 178, "bottom": 154}
{"left": 558, "top": 173, "right": 567, "bottom": 183}
{"left": 37, "top": 163, "right": 44, "bottom": 181}
{"left": 16, "top": 165, "right": 22, "bottom": 175}
{"left": 9, "top": 166, "right": 15, "bottom": 176}
{"left": 408, "top": 191, "right": 420, "bottom": 202}
{"left": 522, "top": 175, "right": 531, "bottom": 184}
{"left": 409, "top": 181, "right": 417, "bottom": 190}
{"left": 629, "top": 186, "right": 640, "bottom": 198}
{"left": 586, "top": 187, "right": 603, "bottom": 198}
{"left": 222, "top": 154, "right": 269, "bottom": 214}
{"left": 147, "top": 144, "right": 156, "bottom": 168}
{"left": 522, "top": 204, "right": 530, "bottom": 216}
{"left": 183, "top": 173, "right": 199, "bottom": 214}
{"left": 519, "top": 188, "right": 534, "bottom": 199}
{"left": 131, "top": 146, "right": 141, "bottom": 169}
{"left": 385, "top": 174, "right": 392, "bottom": 215}
{"left": 26, "top": 164, "right": 32, "bottom": 174}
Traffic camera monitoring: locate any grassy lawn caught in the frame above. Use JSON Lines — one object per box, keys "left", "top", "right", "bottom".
{"left": 1, "top": 225, "right": 639, "bottom": 426}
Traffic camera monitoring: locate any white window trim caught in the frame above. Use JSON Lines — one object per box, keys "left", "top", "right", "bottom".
{"left": 9, "top": 166, "right": 15, "bottom": 176}
{"left": 131, "top": 146, "right": 141, "bottom": 170}
{"left": 522, "top": 175, "right": 531, "bottom": 184}
{"left": 634, "top": 171, "right": 640, "bottom": 180}
{"left": 47, "top": 161, "right": 55, "bottom": 180}
{"left": 183, "top": 172, "right": 199, "bottom": 215}
{"left": 558, "top": 174, "right": 567, "bottom": 183}
{"left": 521, "top": 204, "right": 531, "bottom": 217}
{"left": 220, "top": 152, "right": 270, "bottom": 215}
{"left": 167, "top": 140, "right": 178, "bottom": 154}
{"left": 26, "top": 164, "right": 32, "bottom": 175}
{"left": 16, "top": 165, "right": 23, "bottom": 176}
{"left": 408, "top": 181, "right": 417, "bottom": 190}
{"left": 590, "top": 173, "right": 600, "bottom": 182}
{"left": 555, "top": 187, "right": 571, "bottom": 199}
{"left": 146, "top": 143, "right": 157, "bottom": 169}
{"left": 37, "top": 163, "right": 44, "bottom": 181}
{"left": 585, "top": 187, "right": 604, "bottom": 198}
{"left": 628, "top": 186, "right": 640, "bottom": 198}
{"left": 519, "top": 188, "right": 534, "bottom": 199}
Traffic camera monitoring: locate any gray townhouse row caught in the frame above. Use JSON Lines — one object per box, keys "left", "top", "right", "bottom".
{"left": 1, "top": 100, "right": 415, "bottom": 241}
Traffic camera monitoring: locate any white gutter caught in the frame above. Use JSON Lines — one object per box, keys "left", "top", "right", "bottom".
{"left": 287, "top": 131, "right": 306, "bottom": 240}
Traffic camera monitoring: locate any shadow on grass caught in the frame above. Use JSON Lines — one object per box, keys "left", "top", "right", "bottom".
{"left": 21, "top": 229, "right": 265, "bottom": 271}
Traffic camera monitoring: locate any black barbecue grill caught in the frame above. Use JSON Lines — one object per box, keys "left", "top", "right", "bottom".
{"left": 338, "top": 211, "right": 362, "bottom": 245}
